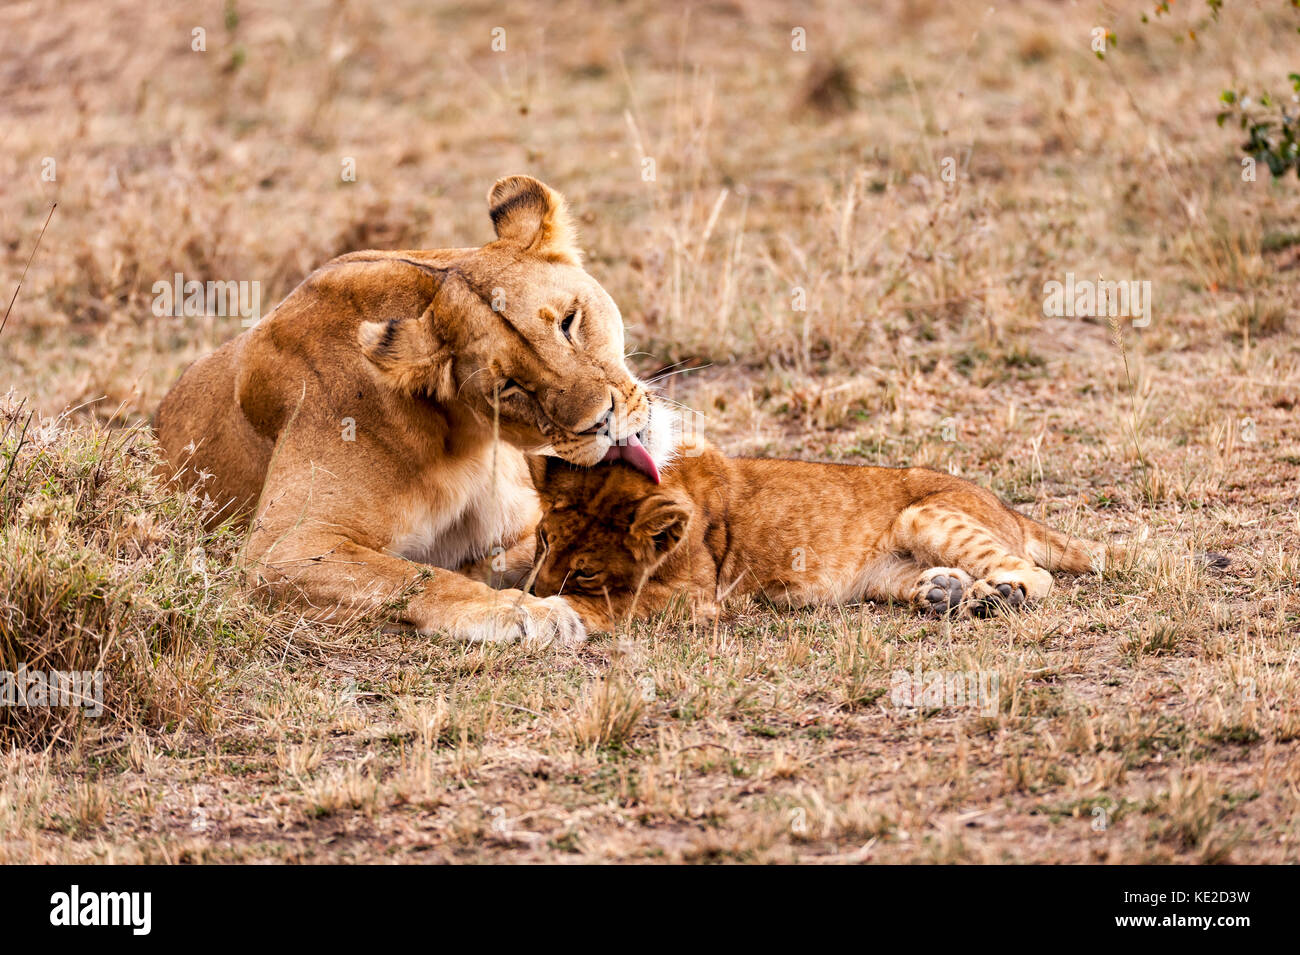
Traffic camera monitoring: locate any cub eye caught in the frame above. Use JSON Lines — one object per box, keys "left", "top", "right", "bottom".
{"left": 499, "top": 378, "right": 526, "bottom": 398}
{"left": 560, "top": 307, "right": 579, "bottom": 342}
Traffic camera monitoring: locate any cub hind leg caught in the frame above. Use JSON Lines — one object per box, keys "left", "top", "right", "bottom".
{"left": 886, "top": 491, "right": 1053, "bottom": 616}
{"left": 912, "top": 566, "right": 975, "bottom": 615}
{"left": 855, "top": 555, "right": 973, "bottom": 615}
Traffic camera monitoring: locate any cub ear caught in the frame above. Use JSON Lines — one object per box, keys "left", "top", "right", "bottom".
{"left": 358, "top": 305, "right": 454, "bottom": 401}
{"left": 527, "top": 454, "right": 584, "bottom": 506}
{"left": 628, "top": 494, "right": 692, "bottom": 565}
{"left": 487, "top": 175, "right": 582, "bottom": 265}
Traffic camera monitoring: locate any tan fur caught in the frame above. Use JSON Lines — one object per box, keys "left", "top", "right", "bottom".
{"left": 155, "top": 176, "right": 659, "bottom": 645}
{"left": 529, "top": 439, "right": 1116, "bottom": 628}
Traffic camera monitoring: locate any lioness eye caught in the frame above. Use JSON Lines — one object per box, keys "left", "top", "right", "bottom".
{"left": 500, "top": 378, "right": 525, "bottom": 397}
{"left": 560, "top": 308, "right": 578, "bottom": 342}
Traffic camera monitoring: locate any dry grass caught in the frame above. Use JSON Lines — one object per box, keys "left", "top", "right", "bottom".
{"left": 1, "top": 0, "right": 1298, "bottom": 863}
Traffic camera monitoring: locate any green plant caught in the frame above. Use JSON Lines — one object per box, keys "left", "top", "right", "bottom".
{"left": 1217, "top": 80, "right": 1300, "bottom": 179}
{"left": 1134, "top": 1, "right": 1300, "bottom": 180}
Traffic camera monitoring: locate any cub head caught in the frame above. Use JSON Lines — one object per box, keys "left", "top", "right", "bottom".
{"left": 527, "top": 456, "right": 693, "bottom": 601}
{"left": 358, "top": 175, "right": 663, "bottom": 479}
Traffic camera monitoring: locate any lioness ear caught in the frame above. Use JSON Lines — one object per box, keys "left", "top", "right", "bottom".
{"left": 487, "top": 175, "right": 582, "bottom": 265}
{"left": 628, "top": 495, "right": 691, "bottom": 564}
{"left": 358, "top": 306, "right": 454, "bottom": 401}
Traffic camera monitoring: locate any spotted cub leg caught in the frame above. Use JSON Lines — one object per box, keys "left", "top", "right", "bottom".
{"left": 855, "top": 556, "right": 973, "bottom": 615}
{"left": 886, "top": 495, "right": 1053, "bottom": 616}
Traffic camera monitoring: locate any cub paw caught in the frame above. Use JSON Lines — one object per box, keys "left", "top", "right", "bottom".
{"left": 968, "top": 579, "right": 1028, "bottom": 617}
{"left": 912, "top": 567, "right": 973, "bottom": 615}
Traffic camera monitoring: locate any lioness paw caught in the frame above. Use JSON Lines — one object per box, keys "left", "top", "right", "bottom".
{"left": 436, "top": 592, "right": 587, "bottom": 647}
{"left": 528, "top": 595, "right": 588, "bottom": 648}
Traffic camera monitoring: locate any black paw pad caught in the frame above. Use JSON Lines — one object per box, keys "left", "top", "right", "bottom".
{"left": 923, "top": 574, "right": 965, "bottom": 614}
{"left": 973, "top": 582, "right": 1027, "bottom": 617}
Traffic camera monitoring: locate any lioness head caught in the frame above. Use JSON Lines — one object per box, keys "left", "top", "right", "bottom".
{"left": 527, "top": 456, "right": 693, "bottom": 602}
{"left": 358, "top": 175, "right": 666, "bottom": 480}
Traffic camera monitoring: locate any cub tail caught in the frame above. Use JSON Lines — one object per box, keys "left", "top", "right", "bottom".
{"left": 1020, "top": 518, "right": 1229, "bottom": 575}
{"left": 1022, "top": 520, "right": 1110, "bottom": 574}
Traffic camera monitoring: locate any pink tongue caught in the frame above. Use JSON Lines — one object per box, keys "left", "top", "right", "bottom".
{"left": 602, "top": 433, "right": 661, "bottom": 484}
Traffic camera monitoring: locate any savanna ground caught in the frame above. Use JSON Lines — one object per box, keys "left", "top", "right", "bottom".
{"left": 1, "top": 0, "right": 1298, "bottom": 863}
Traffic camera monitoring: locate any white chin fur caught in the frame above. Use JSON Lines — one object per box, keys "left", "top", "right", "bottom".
{"left": 641, "top": 397, "right": 682, "bottom": 471}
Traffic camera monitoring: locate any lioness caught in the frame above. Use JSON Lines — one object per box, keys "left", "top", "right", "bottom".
{"left": 528, "top": 439, "right": 1119, "bottom": 627}
{"left": 156, "top": 176, "right": 672, "bottom": 645}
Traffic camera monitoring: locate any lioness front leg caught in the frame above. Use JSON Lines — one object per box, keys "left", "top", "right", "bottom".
{"left": 247, "top": 530, "right": 585, "bottom": 646}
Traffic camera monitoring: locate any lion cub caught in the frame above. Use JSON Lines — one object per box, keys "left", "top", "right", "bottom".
{"left": 527, "top": 440, "right": 1111, "bottom": 627}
